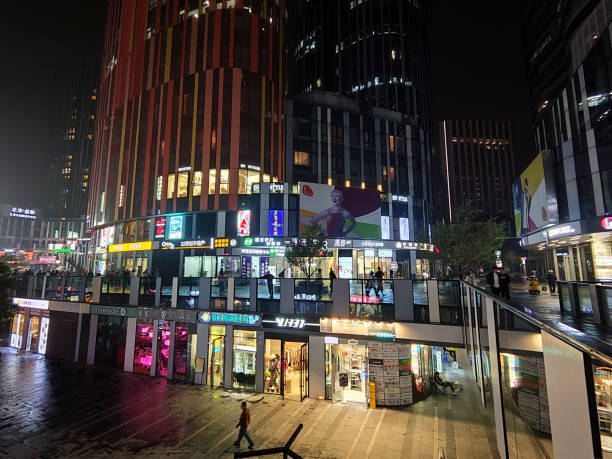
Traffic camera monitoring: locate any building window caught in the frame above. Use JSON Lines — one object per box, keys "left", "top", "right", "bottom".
{"left": 167, "top": 174, "right": 176, "bottom": 199}
{"left": 233, "top": 329, "right": 256, "bottom": 390}
{"left": 294, "top": 150, "right": 310, "bottom": 166}
{"left": 177, "top": 172, "right": 189, "bottom": 198}
{"left": 220, "top": 169, "right": 229, "bottom": 194}
{"left": 192, "top": 171, "right": 202, "bottom": 196}
{"left": 209, "top": 170, "right": 216, "bottom": 194}
{"left": 389, "top": 135, "right": 395, "bottom": 152}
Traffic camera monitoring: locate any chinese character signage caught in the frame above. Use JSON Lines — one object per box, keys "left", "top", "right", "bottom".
{"left": 241, "top": 256, "right": 252, "bottom": 277}
{"left": 168, "top": 216, "right": 184, "bottom": 240}
{"left": 9, "top": 207, "right": 36, "bottom": 219}
{"left": 399, "top": 217, "right": 409, "bottom": 241}
{"left": 198, "top": 311, "right": 262, "bottom": 326}
{"left": 237, "top": 210, "right": 251, "bottom": 236}
{"left": 155, "top": 218, "right": 166, "bottom": 239}
{"left": 268, "top": 210, "right": 284, "bottom": 236}
{"left": 13, "top": 298, "right": 49, "bottom": 310}
{"left": 381, "top": 216, "right": 390, "bottom": 239}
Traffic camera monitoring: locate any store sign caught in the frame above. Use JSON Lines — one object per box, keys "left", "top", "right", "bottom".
{"left": 399, "top": 217, "right": 409, "bottom": 241}
{"left": 162, "top": 240, "right": 211, "bottom": 250}
{"left": 356, "top": 240, "right": 384, "bottom": 248}
{"left": 268, "top": 210, "right": 284, "bottom": 236}
{"left": 328, "top": 239, "right": 353, "bottom": 248}
{"left": 108, "top": 241, "right": 152, "bottom": 253}
{"left": 13, "top": 298, "right": 49, "bottom": 310}
{"left": 546, "top": 223, "right": 579, "bottom": 239}
{"left": 197, "top": 311, "right": 262, "bottom": 326}
{"left": 52, "top": 249, "right": 73, "bottom": 253}
{"left": 270, "top": 184, "right": 285, "bottom": 193}
{"left": 319, "top": 318, "right": 395, "bottom": 338}
{"left": 38, "top": 256, "right": 57, "bottom": 264}
{"left": 242, "top": 247, "right": 285, "bottom": 257}
{"left": 381, "top": 216, "right": 390, "bottom": 240}
{"left": 136, "top": 307, "right": 197, "bottom": 322}
{"left": 168, "top": 216, "right": 184, "bottom": 240}
{"left": 213, "top": 238, "right": 237, "bottom": 248}
{"left": 155, "top": 217, "right": 166, "bottom": 239}
{"left": 602, "top": 217, "right": 612, "bottom": 230}
{"left": 10, "top": 207, "right": 36, "bottom": 219}
{"left": 275, "top": 317, "right": 306, "bottom": 328}
{"left": 95, "top": 246, "right": 107, "bottom": 254}
{"left": 90, "top": 305, "right": 135, "bottom": 317}
{"left": 248, "top": 237, "right": 283, "bottom": 247}
{"left": 38, "top": 317, "right": 49, "bottom": 354}
{"left": 237, "top": 210, "right": 251, "bottom": 236}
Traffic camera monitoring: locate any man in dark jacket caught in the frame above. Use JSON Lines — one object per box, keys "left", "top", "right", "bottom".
{"left": 546, "top": 270, "right": 557, "bottom": 295}
{"left": 499, "top": 268, "right": 510, "bottom": 300}
{"left": 234, "top": 401, "right": 254, "bottom": 449}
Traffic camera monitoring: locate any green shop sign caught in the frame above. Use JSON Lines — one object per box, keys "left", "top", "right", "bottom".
{"left": 197, "top": 311, "right": 262, "bottom": 326}
{"left": 90, "top": 305, "right": 135, "bottom": 318}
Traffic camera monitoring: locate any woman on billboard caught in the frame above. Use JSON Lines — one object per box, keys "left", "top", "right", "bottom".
{"left": 311, "top": 189, "right": 356, "bottom": 237}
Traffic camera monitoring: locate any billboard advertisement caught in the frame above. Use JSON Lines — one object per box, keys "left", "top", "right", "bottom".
{"left": 268, "top": 210, "right": 284, "bottom": 236}
{"left": 300, "top": 182, "right": 381, "bottom": 238}
{"left": 237, "top": 210, "right": 251, "bottom": 236}
{"left": 512, "top": 152, "right": 558, "bottom": 236}
{"left": 168, "top": 216, "right": 184, "bottom": 240}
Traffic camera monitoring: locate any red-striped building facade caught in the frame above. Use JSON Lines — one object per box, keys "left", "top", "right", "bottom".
{"left": 90, "top": 0, "right": 286, "bottom": 226}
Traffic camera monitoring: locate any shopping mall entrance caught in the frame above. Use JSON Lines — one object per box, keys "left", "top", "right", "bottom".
{"left": 265, "top": 335, "right": 308, "bottom": 401}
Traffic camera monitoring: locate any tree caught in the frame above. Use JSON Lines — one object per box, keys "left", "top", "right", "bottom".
{"left": 0, "top": 260, "right": 15, "bottom": 324}
{"left": 431, "top": 205, "right": 506, "bottom": 278}
{"left": 285, "top": 223, "right": 326, "bottom": 278}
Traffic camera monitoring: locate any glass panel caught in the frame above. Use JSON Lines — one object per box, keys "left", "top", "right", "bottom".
{"left": 559, "top": 283, "right": 572, "bottom": 312}
{"left": 209, "top": 169, "right": 216, "bottom": 194}
{"left": 173, "top": 322, "right": 189, "bottom": 380}
{"left": 578, "top": 284, "right": 593, "bottom": 314}
{"left": 167, "top": 173, "right": 175, "bottom": 199}
{"left": 284, "top": 342, "right": 306, "bottom": 401}
{"left": 220, "top": 169, "right": 229, "bottom": 194}
{"left": 208, "top": 326, "right": 225, "bottom": 388}
{"left": 192, "top": 171, "right": 202, "bottom": 196}
{"left": 265, "top": 339, "right": 282, "bottom": 394}
{"left": 177, "top": 172, "right": 189, "bottom": 198}
{"left": 133, "top": 320, "right": 154, "bottom": 374}
{"left": 233, "top": 330, "right": 256, "bottom": 390}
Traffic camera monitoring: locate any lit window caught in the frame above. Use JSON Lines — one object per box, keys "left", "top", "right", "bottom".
{"left": 239, "top": 169, "right": 248, "bottom": 194}
{"left": 167, "top": 174, "right": 176, "bottom": 199}
{"left": 220, "top": 169, "right": 229, "bottom": 194}
{"left": 263, "top": 174, "right": 270, "bottom": 183}
{"left": 294, "top": 150, "right": 310, "bottom": 166}
{"left": 87, "top": 134, "right": 93, "bottom": 140}
{"left": 247, "top": 170, "right": 259, "bottom": 193}
{"left": 209, "top": 169, "right": 216, "bottom": 194}
{"left": 91, "top": 95, "right": 96, "bottom": 100}
{"left": 99, "top": 192, "right": 105, "bottom": 212}
{"left": 192, "top": 171, "right": 202, "bottom": 196}
{"left": 177, "top": 172, "right": 189, "bottom": 198}
{"left": 119, "top": 185, "right": 125, "bottom": 207}
{"left": 389, "top": 135, "right": 395, "bottom": 152}
{"left": 156, "top": 176, "right": 163, "bottom": 200}
{"left": 89, "top": 114, "right": 95, "bottom": 119}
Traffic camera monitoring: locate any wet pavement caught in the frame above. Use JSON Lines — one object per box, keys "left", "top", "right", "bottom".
{"left": 0, "top": 347, "right": 499, "bottom": 458}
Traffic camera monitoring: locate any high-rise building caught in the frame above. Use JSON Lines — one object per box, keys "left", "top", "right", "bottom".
{"left": 519, "top": 0, "right": 612, "bottom": 280}
{"left": 48, "top": 62, "right": 99, "bottom": 219}
{"left": 437, "top": 119, "right": 516, "bottom": 224}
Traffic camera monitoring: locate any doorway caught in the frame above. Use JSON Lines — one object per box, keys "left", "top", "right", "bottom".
{"left": 265, "top": 338, "right": 308, "bottom": 401}
{"left": 208, "top": 326, "right": 225, "bottom": 388}
{"left": 26, "top": 316, "right": 40, "bottom": 353}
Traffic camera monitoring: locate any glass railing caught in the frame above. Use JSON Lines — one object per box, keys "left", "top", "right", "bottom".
{"left": 294, "top": 278, "right": 333, "bottom": 302}
{"left": 413, "top": 280, "right": 429, "bottom": 322}
{"left": 558, "top": 281, "right": 572, "bottom": 313}
{"left": 177, "top": 277, "right": 199, "bottom": 309}
{"left": 63, "top": 276, "right": 94, "bottom": 302}
{"left": 43, "top": 276, "right": 64, "bottom": 301}
{"left": 100, "top": 276, "right": 131, "bottom": 305}
{"left": 257, "top": 277, "right": 280, "bottom": 300}
{"left": 211, "top": 277, "right": 228, "bottom": 298}
{"left": 602, "top": 286, "right": 612, "bottom": 325}
{"left": 577, "top": 283, "right": 593, "bottom": 315}
{"left": 438, "top": 280, "right": 462, "bottom": 325}
{"left": 138, "top": 277, "right": 157, "bottom": 306}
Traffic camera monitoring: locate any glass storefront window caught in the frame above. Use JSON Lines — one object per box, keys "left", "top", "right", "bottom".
{"left": 95, "top": 315, "right": 127, "bottom": 370}
{"left": 173, "top": 322, "right": 189, "bottom": 380}
{"left": 193, "top": 171, "right": 202, "bottom": 196}
{"left": 157, "top": 321, "right": 171, "bottom": 377}
{"left": 220, "top": 169, "right": 229, "bottom": 194}
{"left": 167, "top": 173, "right": 176, "bottom": 199}
{"left": 177, "top": 172, "right": 189, "bottom": 198}
{"left": 134, "top": 320, "right": 154, "bottom": 375}
{"left": 208, "top": 325, "right": 225, "bottom": 388}
{"left": 233, "top": 329, "right": 256, "bottom": 390}
{"left": 265, "top": 339, "right": 282, "bottom": 394}
{"left": 26, "top": 316, "right": 40, "bottom": 353}
{"left": 209, "top": 169, "right": 216, "bottom": 194}
{"left": 325, "top": 341, "right": 367, "bottom": 403}
{"left": 10, "top": 313, "right": 26, "bottom": 348}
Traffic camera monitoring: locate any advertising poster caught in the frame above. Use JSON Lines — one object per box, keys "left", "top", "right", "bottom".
{"left": 237, "top": 210, "right": 251, "bottom": 237}
{"left": 299, "top": 182, "right": 381, "bottom": 238}
{"left": 399, "top": 217, "right": 409, "bottom": 241}
{"left": 512, "top": 153, "right": 558, "bottom": 236}
{"left": 168, "top": 216, "right": 184, "bottom": 240}
{"left": 268, "top": 210, "right": 284, "bottom": 236}
{"left": 338, "top": 257, "right": 353, "bottom": 278}
{"left": 381, "top": 216, "right": 390, "bottom": 239}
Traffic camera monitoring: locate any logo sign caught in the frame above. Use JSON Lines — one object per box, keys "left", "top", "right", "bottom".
{"left": 547, "top": 224, "right": 577, "bottom": 238}
{"left": 38, "top": 256, "right": 57, "bottom": 264}
{"left": 155, "top": 217, "right": 166, "bottom": 239}
{"left": 197, "top": 311, "right": 262, "bottom": 326}
{"left": 108, "top": 241, "right": 152, "bottom": 252}
{"left": 268, "top": 210, "right": 284, "bottom": 236}
{"left": 214, "top": 238, "right": 230, "bottom": 248}
{"left": 51, "top": 249, "right": 73, "bottom": 253}
{"left": 602, "top": 217, "right": 612, "bottom": 230}
{"left": 168, "top": 216, "right": 184, "bottom": 240}
{"left": 162, "top": 240, "right": 211, "bottom": 250}
{"left": 244, "top": 237, "right": 253, "bottom": 246}
{"left": 13, "top": 298, "right": 49, "bottom": 310}
{"left": 10, "top": 207, "right": 36, "bottom": 219}
{"left": 275, "top": 317, "right": 305, "bottom": 328}
{"left": 90, "top": 305, "right": 135, "bottom": 317}
{"left": 237, "top": 210, "right": 251, "bottom": 237}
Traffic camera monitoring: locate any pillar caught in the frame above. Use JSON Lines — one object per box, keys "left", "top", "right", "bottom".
{"left": 123, "top": 317, "right": 137, "bottom": 372}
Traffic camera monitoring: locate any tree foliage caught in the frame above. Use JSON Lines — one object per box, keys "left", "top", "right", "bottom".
{"left": 0, "top": 260, "right": 15, "bottom": 324}
{"left": 285, "top": 223, "right": 326, "bottom": 278}
{"left": 431, "top": 205, "right": 506, "bottom": 277}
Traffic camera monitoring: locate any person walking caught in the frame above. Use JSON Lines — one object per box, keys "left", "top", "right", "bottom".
{"left": 315, "top": 268, "right": 323, "bottom": 299}
{"left": 218, "top": 268, "right": 226, "bottom": 293}
{"left": 264, "top": 271, "right": 274, "bottom": 298}
{"left": 487, "top": 268, "right": 501, "bottom": 295}
{"left": 375, "top": 267, "right": 384, "bottom": 297}
{"left": 234, "top": 401, "right": 254, "bottom": 449}
{"left": 329, "top": 268, "right": 336, "bottom": 296}
{"left": 546, "top": 269, "right": 557, "bottom": 295}
{"left": 499, "top": 267, "right": 511, "bottom": 300}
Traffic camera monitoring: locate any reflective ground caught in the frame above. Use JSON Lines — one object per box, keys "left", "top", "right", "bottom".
{"left": 0, "top": 347, "right": 498, "bottom": 458}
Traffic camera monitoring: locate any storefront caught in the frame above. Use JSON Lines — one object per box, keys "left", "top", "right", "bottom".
{"left": 264, "top": 334, "right": 309, "bottom": 401}
{"left": 233, "top": 329, "right": 257, "bottom": 390}
{"left": 9, "top": 298, "right": 50, "bottom": 354}
{"left": 91, "top": 305, "right": 133, "bottom": 370}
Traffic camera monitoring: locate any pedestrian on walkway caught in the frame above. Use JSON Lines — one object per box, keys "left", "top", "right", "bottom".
{"left": 375, "top": 266, "right": 384, "bottom": 297}
{"left": 234, "top": 401, "right": 254, "bottom": 449}
{"left": 329, "top": 268, "right": 336, "bottom": 296}
{"left": 487, "top": 267, "right": 501, "bottom": 295}
{"left": 546, "top": 269, "right": 557, "bottom": 295}
{"left": 263, "top": 271, "right": 274, "bottom": 298}
{"left": 499, "top": 267, "right": 511, "bottom": 300}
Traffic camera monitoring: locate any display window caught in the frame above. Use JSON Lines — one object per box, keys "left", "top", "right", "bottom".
{"left": 264, "top": 338, "right": 308, "bottom": 400}
{"left": 10, "top": 313, "right": 26, "bottom": 348}
{"left": 594, "top": 365, "right": 612, "bottom": 452}
{"left": 157, "top": 321, "right": 171, "bottom": 377}
{"left": 173, "top": 322, "right": 189, "bottom": 381}
{"left": 133, "top": 320, "right": 154, "bottom": 375}
{"left": 38, "top": 317, "right": 49, "bottom": 354}
{"left": 233, "top": 329, "right": 257, "bottom": 390}
{"left": 26, "top": 316, "right": 40, "bottom": 353}
{"left": 208, "top": 325, "right": 225, "bottom": 388}
{"left": 325, "top": 340, "right": 368, "bottom": 403}
{"left": 95, "top": 315, "right": 127, "bottom": 370}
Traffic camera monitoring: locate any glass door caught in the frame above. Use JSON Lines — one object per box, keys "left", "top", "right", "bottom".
{"left": 209, "top": 336, "right": 224, "bottom": 388}
{"left": 300, "top": 343, "right": 309, "bottom": 401}
{"left": 26, "top": 316, "right": 40, "bottom": 353}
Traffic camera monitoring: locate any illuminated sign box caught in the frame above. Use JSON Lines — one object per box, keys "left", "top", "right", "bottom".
{"left": 168, "top": 216, "right": 184, "bottom": 240}
{"left": 9, "top": 207, "right": 36, "bottom": 219}
{"left": 162, "top": 240, "right": 211, "bottom": 250}
{"left": 108, "top": 241, "right": 153, "bottom": 253}
{"left": 214, "top": 238, "right": 230, "bottom": 248}
{"left": 198, "top": 311, "right": 262, "bottom": 326}
{"left": 13, "top": 298, "right": 49, "bottom": 310}
{"left": 155, "top": 217, "right": 166, "bottom": 239}
{"left": 237, "top": 210, "right": 251, "bottom": 236}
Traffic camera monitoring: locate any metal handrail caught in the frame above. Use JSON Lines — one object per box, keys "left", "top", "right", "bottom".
{"left": 462, "top": 280, "right": 612, "bottom": 367}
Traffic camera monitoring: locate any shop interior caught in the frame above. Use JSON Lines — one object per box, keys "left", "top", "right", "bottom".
{"left": 594, "top": 366, "right": 612, "bottom": 452}
{"left": 326, "top": 341, "right": 368, "bottom": 403}
{"left": 95, "top": 315, "right": 127, "bottom": 370}
{"left": 133, "top": 320, "right": 154, "bottom": 375}
{"left": 208, "top": 326, "right": 225, "bottom": 388}
{"left": 233, "top": 330, "right": 257, "bottom": 390}
{"left": 157, "top": 321, "right": 171, "bottom": 377}
{"left": 264, "top": 338, "right": 308, "bottom": 401}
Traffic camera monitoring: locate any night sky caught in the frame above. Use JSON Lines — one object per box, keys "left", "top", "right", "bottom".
{"left": 0, "top": 1, "right": 533, "bottom": 211}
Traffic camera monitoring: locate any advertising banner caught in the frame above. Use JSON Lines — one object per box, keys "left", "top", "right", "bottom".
{"left": 300, "top": 182, "right": 381, "bottom": 238}
{"left": 512, "top": 152, "right": 558, "bottom": 236}
{"left": 237, "top": 210, "right": 251, "bottom": 236}
{"left": 268, "top": 210, "right": 284, "bottom": 236}
{"left": 168, "top": 216, "right": 184, "bottom": 240}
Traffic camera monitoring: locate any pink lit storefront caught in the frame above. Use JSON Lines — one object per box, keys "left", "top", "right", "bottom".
{"left": 130, "top": 308, "right": 198, "bottom": 381}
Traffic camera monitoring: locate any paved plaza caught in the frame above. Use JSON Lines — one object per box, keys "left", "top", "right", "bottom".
{"left": 0, "top": 347, "right": 499, "bottom": 458}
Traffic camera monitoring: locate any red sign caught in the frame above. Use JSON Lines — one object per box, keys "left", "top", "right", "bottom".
{"left": 38, "top": 256, "right": 57, "bottom": 264}
{"left": 602, "top": 217, "right": 612, "bottom": 230}
{"left": 155, "top": 217, "right": 166, "bottom": 239}
{"left": 350, "top": 294, "right": 380, "bottom": 304}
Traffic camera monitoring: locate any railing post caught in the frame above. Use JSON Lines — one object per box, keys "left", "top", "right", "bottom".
{"left": 171, "top": 277, "right": 179, "bottom": 308}
{"left": 129, "top": 277, "right": 140, "bottom": 306}
{"left": 91, "top": 276, "right": 102, "bottom": 304}
{"left": 394, "top": 279, "right": 414, "bottom": 321}
{"left": 427, "top": 279, "right": 440, "bottom": 323}
{"left": 154, "top": 277, "right": 162, "bottom": 306}
{"left": 199, "top": 278, "right": 211, "bottom": 310}
{"left": 332, "top": 279, "right": 349, "bottom": 317}
{"left": 280, "top": 278, "right": 294, "bottom": 314}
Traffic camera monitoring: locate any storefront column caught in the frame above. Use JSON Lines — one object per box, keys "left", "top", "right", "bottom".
{"left": 484, "top": 296, "right": 508, "bottom": 459}
{"left": 86, "top": 313, "right": 98, "bottom": 365}
{"left": 227, "top": 278, "right": 235, "bottom": 311}
{"left": 309, "top": 335, "right": 325, "bottom": 399}
{"left": 171, "top": 277, "right": 179, "bottom": 308}
{"left": 195, "top": 323, "right": 209, "bottom": 385}
{"left": 589, "top": 284, "right": 603, "bottom": 325}
{"left": 199, "top": 278, "right": 211, "bottom": 310}
{"left": 92, "top": 277, "right": 102, "bottom": 304}
{"left": 280, "top": 278, "right": 294, "bottom": 314}
{"left": 154, "top": 277, "right": 162, "bottom": 306}
{"left": 150, "top": 319, "right": 159, "bottom": 377}
{"left": 541, "top": 330, "right": 601, "bottom": 458}
{"left": 249, "top": 279, "right": 257, "bottom": 312}
{"left": 427, "top": 280, "right": 440, "bottom": 323}
{"left": 124, "top": 317, "right": 137, "bottom": 372}
{"left": 74, "top": 313, "right": 83, "bottom": 362}
{"left": 332, "top": 279, "right": 349, "bottom": 317}
{"left": 255, "top": 331, "right": 264, "bottom": 393}
{"left": 395, "top": 279, "right": 414, "bottom": 321}
{"left": 167, "top": 321, "right": 176, "bottom": 379}
{"left": 129, "top": 277, "right": 140, "bottom": 306}
{"left": 223, "top": 325, "right": 234, "bottom": 388}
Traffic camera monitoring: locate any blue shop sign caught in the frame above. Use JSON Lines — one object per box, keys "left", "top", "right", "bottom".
{"left": 198, "top": 311, "right": 262, "bottom": 326}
